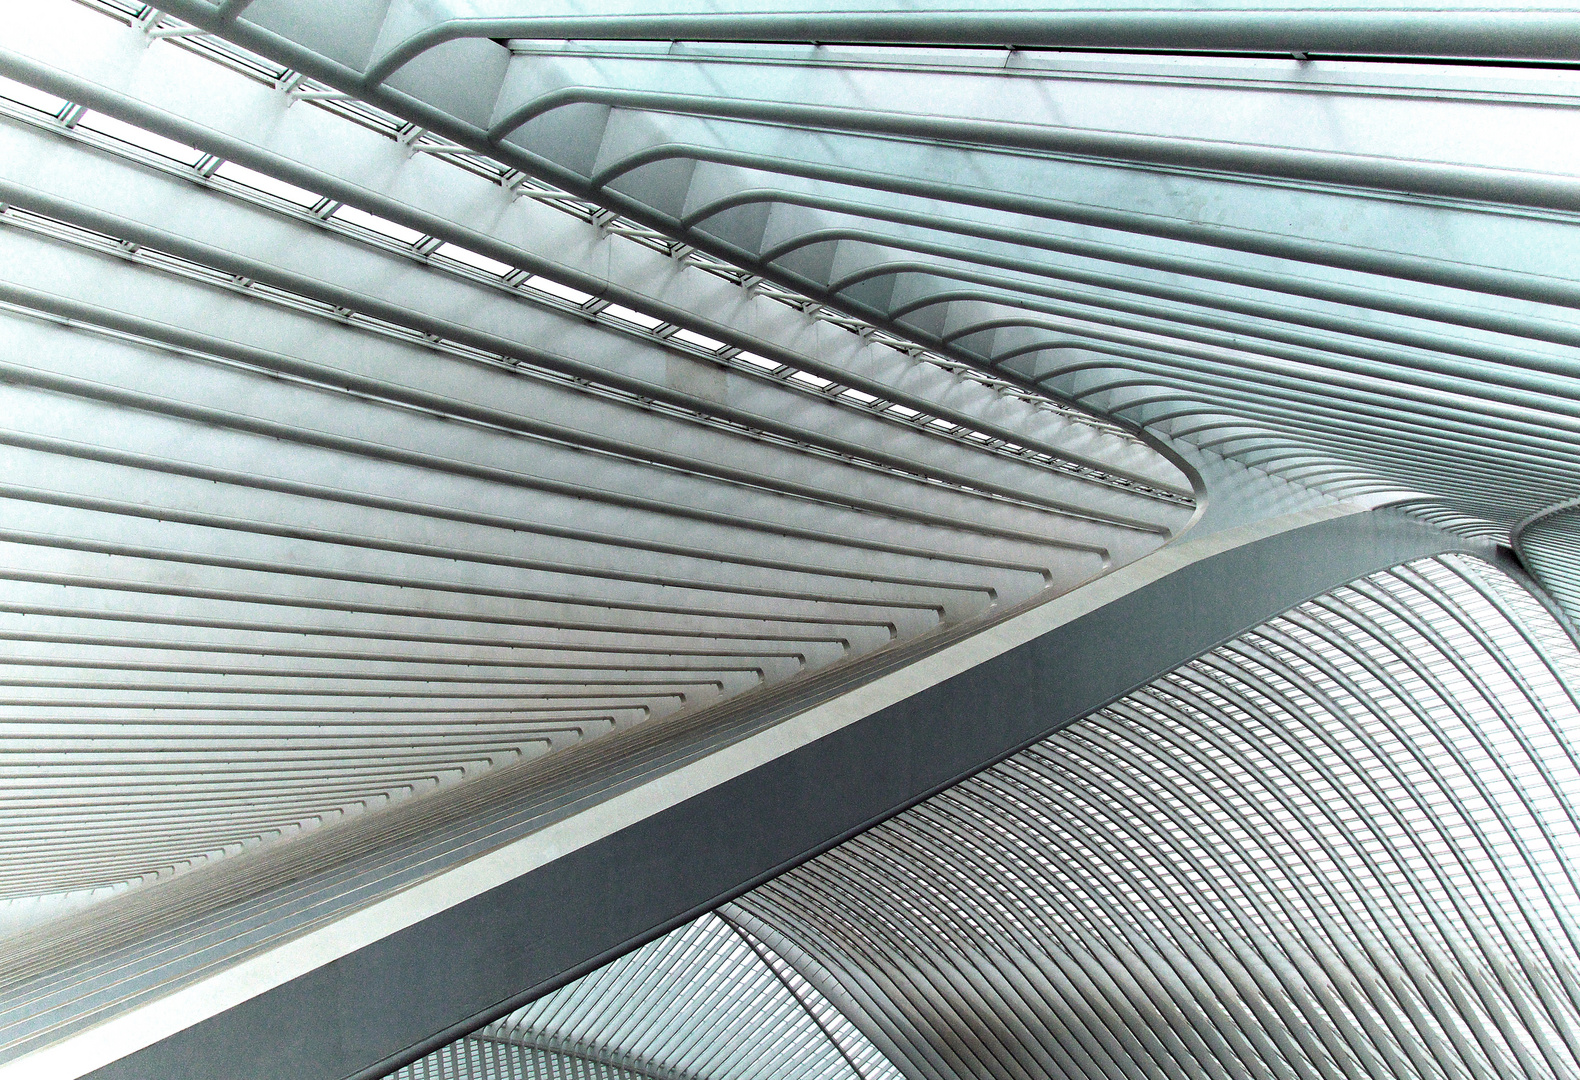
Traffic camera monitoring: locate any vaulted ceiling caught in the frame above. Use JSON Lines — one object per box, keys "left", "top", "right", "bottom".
{"left": 0, "top": 5, "right": 1576, "bottom": 1080}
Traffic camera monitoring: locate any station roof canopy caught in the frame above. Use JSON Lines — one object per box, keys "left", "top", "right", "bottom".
{"left": 0, "top": 4, "right": 1577, "bottom": 1080}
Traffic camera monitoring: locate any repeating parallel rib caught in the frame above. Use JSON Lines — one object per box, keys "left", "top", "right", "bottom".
{"left": 390, "top": 912, "right": 903, "bottom": 1080}
{"left": 736, "top": 554, "right": 1580, "bottom": 1080}
{"left": 396, "top": 1038, "right": 665, "bottom": 1080}
{"left": 0, "top": 1, "right": 1188, "bottom": 910}
{"left": 147, "top": 0, "right": 1580, "bottom": 556}
{"left": 392, "top": 555, "right": 1580, "bottom": 1080}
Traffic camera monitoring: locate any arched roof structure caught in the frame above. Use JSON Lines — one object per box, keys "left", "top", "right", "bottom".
{"left": 397, "top": 552, "right": 1580, "bottom": 1080}
{"left": 133, "top": 0, "right": 1580, "bottom": 535}
{"left": 0, "top": 4, "right": 1575, "bottom": 1080}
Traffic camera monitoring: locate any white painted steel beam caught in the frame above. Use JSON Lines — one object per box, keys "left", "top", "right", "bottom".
{"left": 147, "top": 0, "right": 1580, "bottom": 535}
{"left": 0, "top": 3, "right": 1184, "bottom": 495}
{"left": 0, "top": 6, "right": 1574, "bottom": 1080}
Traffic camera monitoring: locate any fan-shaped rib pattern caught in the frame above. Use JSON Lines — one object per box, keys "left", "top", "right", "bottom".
{"left": 740, "top": 554, "right": 1580, "bottom": 1080}
{"left": 391, "top": 912, "right": 904, "bottom": 1080}
{"left": 394, "top": 554, "right": 1580, "bottom": 1080}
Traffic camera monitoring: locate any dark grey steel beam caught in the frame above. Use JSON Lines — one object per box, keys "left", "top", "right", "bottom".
{"left": 79, "top": 507, "right": 1476, "bottom": 1080}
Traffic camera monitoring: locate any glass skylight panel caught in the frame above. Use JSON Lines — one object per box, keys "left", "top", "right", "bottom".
{"left": 669, "top": 327, "right": 726, "bottom": 352}
{"left": 789, "top": 370, "right": 833, "bottom": 389}
{"left": 523, "top": 275, "right": 593, "bottom": 305}
{"left": 734, "top": 351, "right": 780, "bottom": 371}
{"left": 431, "top": 243, "right": 513, "bottom": 278}
{"left": 600, "top": 303, "right": 665, "bottom": 331}
{"left": 76, "top": 111, "right": 205, "bottom": 166}
{"left": 0, "top": 75, "right": 66, "bottom": 117}
{"left": 330, "top": 204, "right": 424, "bottom": 246}
{"left": 212, "top": 160, "right": 319, "bottom": 207}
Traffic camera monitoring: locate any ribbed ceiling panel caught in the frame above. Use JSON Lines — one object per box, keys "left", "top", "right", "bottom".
{"left": 461, "top": 912, "right": 900, "bottom": 1080}
{"left": 395, "top": 554, "right": 1580, "bottom": 1080}
{"left": 0, "top": 2, "right": 1189, "bottom": 911}
{"left": 386, "top": 912, "right": 906, "bottom": 1080}
{"left": 1517, "top": 506, "right": 1580, "bottom": 631}
{"left": 5, "top": 5, "right": 1579, "bottom": 1074}
{"left": 148, "top": 0, "right": 1580, "bottom": 545}
{"left": 742, "top": 554, "right": 1580, "bottom": 1080}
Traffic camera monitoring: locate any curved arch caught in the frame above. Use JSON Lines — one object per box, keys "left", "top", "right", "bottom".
{"left": 1513, "top": 504, "right": 1580, "bottom": 631}
{"left": 585, "top": 143, "right": 1578, "bottom": 309}
{"left": 443, "top": 911, "right": 904, "bottom": 1080}
{"left": 730, "top": 553, "right": 1580, "bottom": 1080}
